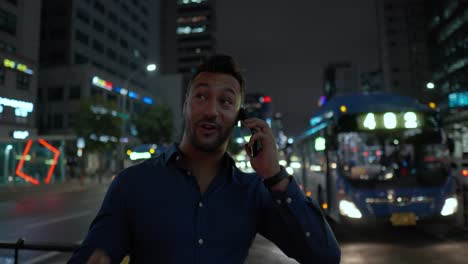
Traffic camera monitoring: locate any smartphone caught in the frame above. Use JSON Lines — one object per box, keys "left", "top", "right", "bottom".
{"left": 238, "top": 108, "right": 262, "bottom": 157}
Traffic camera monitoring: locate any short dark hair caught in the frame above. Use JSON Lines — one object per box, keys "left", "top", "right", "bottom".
{"left": 189, "top": 54, "right": 246, "bottom": 100}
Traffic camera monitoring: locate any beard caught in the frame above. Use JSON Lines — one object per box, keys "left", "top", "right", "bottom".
{"left": 186, "top": 117, "right": 236, "bottom": 153}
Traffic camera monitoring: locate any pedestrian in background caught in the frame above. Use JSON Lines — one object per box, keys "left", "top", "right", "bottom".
{"left": 68, "top": 54, "right": 340, "bottom": 264}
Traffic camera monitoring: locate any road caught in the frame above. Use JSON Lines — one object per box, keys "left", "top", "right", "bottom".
{"left": 1, "top": 182, "right": 468, "bottom": 263}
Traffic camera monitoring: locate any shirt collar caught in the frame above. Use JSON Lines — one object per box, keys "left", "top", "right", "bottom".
{"left": 163, "top": 143, "right": 241, "bottom": 184}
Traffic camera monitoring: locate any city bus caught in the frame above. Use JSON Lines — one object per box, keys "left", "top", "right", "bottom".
{"left": 292, "top": 92, "right": 458, "bottom": 226}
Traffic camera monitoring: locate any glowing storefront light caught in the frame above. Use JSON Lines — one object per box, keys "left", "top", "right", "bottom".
{"left": 12, "top": 130, "right": 29, "bottom": 139}
{"left": 92, "top": 76, "right": 113, "bottom": 91}
{"left": 143, "top": 97, "right": 153, "bottom": 105}
{"left": 0, "top": 97, "right": 34, "bottom": 112}
{"left": 3, "top": 59, "right": 34, "bottom": 75}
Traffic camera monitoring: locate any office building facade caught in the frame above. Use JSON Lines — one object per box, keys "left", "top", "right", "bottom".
{"left": 0, "top": 0, "right": 41, "bottom": 140}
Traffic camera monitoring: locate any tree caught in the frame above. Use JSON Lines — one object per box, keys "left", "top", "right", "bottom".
{"left": 75, "top": 96, "right": 123, "bottom": 151}
{"left": 135, "top": 104, "right": 174, "bottom": 144}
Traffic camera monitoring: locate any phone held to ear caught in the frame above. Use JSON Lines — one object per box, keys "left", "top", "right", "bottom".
{"left": 238, "top": 108, "right": 262, "bottom": 158}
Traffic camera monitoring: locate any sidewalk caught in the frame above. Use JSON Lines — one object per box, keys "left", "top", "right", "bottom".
{"left": 0, "top": 177, "right": 112, "bottom": 202}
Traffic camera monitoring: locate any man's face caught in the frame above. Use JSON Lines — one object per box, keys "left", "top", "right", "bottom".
{"left": 183, "top": 72, "right": 242, "bottom": 152}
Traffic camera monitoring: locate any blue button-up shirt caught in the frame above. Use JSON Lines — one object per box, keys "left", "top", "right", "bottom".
{"left": 68, "top": 144, "right": 340, "bottom": 263}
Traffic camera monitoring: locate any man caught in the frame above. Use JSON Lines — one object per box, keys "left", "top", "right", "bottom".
{"left": 68, "top": 54, "right": 340, "bottom": 264}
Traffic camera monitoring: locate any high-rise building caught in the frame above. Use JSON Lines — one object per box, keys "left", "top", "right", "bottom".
{"left": 427, "top": 1, "right": 468, "bottom": 162}
{"left": 161, "top": 0, "right": 215, "bottom": 76}
{"left": 377, "top": 0, "right": 430, "bottom": 99}
{"left": 0, "top": 0, "right": 41, "bottom": 140}
{"left": 38, "top": 0, "right": 160, "bottom": 136}
{"left": 427, "top": 0, "right": 468, "bottom": 105}
{"left": 322, "top": 62, "right": 360, "bottom": 99}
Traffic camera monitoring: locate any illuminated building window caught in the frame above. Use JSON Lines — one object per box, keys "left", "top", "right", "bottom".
{"left": 16, "top": 74, "right": 30, "bottom": 91}
{"left": 0, "top": 8, "right": 16, "bottom": 35}
{"left": 178, "top": 0, "right": 208, "bottom": 5}
{"left": 176, "top": 26, "right": 206, "bottom": 35}
{"left": 76, "top": 9, "right": 90, "bottom": 24}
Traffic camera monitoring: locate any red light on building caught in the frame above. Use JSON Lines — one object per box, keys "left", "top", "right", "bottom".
{"left": 262, "top": 96, "right": 272, "bottom": 103}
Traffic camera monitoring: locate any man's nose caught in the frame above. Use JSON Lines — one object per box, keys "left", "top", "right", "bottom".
{"left": 203, "top": 98, "right": 219, "bottom": 117}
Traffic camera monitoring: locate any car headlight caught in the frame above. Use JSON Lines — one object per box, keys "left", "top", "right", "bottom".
{"left": 339, "top": 199, "right": 362, "bottom": 219}
{"left": 440, "top": 196, "right": 458, "bottom": 216}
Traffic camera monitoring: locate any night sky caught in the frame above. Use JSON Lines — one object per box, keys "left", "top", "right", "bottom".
{"left": 216, "top": 0, "right": 379, "bottom": 136}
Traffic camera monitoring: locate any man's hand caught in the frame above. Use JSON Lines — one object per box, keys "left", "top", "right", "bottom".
{"left": 243, "top": 118, "right": 281, "bottom": 178}
{"left": 87, "top": 250, "right": 110, "bottom": 264}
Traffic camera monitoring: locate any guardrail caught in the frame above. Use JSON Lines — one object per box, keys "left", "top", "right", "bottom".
{"left": 0, "top": 238, "right": 79, "bottom": 264}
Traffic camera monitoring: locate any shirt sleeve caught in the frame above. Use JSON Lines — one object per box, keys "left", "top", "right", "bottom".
{"left": 68, "top": 171, "right": 130, "bottom": 264}
{"left": 257, "top": 177, "right": 341, "bottom": 264}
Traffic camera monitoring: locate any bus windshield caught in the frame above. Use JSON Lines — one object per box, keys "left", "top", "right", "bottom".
{"left": 337, "top": 129, "right": 450, "bottom": 188}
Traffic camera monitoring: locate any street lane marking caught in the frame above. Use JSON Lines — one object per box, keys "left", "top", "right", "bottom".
{"left": 23, "top": 252, "right": 60, "bottom": 264}
{"left": 23, "top": 240, "right": 82, "bottom": 264}
{"left": 25, "top": 210, "right": 94, "bottom": 229}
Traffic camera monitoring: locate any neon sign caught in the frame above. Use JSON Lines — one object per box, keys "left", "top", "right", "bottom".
{"left": 448, "top": 92, "right": 468, "bottom": 108}
{"left": 92, "top": 76, "right": 113, "bottom": 91}
{"left": 0, "top": 97, "right": 34, "bottom": 112}
{"left": 91, "top": 75, "right": 153, "bottom": 104}
{"left": 15, "top": 139, "right": 61, "bottom": 185}
{"left": 3, "top": 59, "right": 34, "bottom": 75}
{"left": 143, "top": 97, "right": 153, "bottom": 105}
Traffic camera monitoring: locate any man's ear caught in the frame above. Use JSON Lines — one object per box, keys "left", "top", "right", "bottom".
{"left": 182, "top": 94, "right": 189, "bottom": 116}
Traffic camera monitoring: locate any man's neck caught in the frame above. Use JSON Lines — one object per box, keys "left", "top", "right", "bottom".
{"left": 178, "top": 141, "right": 225, "bottom": 169}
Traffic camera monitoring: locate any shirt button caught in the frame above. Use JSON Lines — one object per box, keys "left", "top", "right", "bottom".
{"left": 175, "top": 155, "right": 180, "bottom": 161}
{"left": 286, "top": 197, "right": 292, "bottom": 204}
{"left": 198, "top": 238, "right": 204, "bottom": 245}
{"left": 305, "top": 232, "right": 311, "bottom": 237}
{"left": 276, "top": 199, "right": 282, "bottom": 205}
{"left": 199, "top": 202, "right": 203, "bottom": 208}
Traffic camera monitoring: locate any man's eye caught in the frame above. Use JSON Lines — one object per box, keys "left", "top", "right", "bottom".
{"left": 195, "top": 94, "right": 206, "bottom": 100}
{"left": 221, "top": 98, "right": 233, "bottom": 105}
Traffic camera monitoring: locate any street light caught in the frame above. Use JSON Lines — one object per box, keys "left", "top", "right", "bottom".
{"left": 426, "top": 82, "right": 435, "bottom": 89}
{"left": 146, "top": 64, "right": 157, "bottom": 72}
{"left": 118, "top": 63, "right": 157, "bottom": 171}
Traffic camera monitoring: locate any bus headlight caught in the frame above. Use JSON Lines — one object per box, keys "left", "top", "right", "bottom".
{"left": 440, "top": 196, "right": 458, "bottom": 216}
{"left": 339, "top": 199, "right": 362, "bottom": 219}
